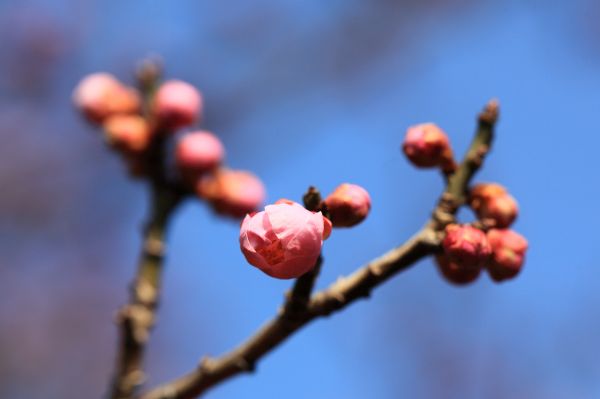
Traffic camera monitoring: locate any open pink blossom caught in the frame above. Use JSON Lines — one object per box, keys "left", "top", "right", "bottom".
{"left": 176, "top": 131, "right": 224, "bottom": 178}
{"left": 240, "top": 201, "right": 328, "bottom": 279}
{"left": 153, "top": 80, "right": 202, "bottom": 131}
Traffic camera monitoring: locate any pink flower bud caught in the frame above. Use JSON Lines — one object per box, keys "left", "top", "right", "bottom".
{"left": 197, "top": 169, "right": 266, "bottom": 218}
{"left": 73, "top": 73, "right": 140, "bottom": 124}
{"left": 469, "top": 183, "right": 518, "bottom": 228}
{"left": 402, "top": 123, "right": 455, "bottom": 171}
{"left": 435, "top": 255, "right": 481, "bottom": 285}
{"left": 153, "top": 80, "right": 202, "bottom": 131}
{"left": 103, "top": 115, "right": 151, "bottom": 154}
{"left": 442, "top": 224, "right": 491, "bottom": 269}
{"left": 486, "top": 229, "right": 528, "bottom": 282}
{"left": 239, "top": 201, "right": 327, "bottom": 279}
{"left": 324, "top": 183, "right": 371, "bottom": 228}
{"left": 176, "top": 131, "right": 224, "bottom": 178}
{"left": 276, "top": 198, "right": 332, "bottom": 239}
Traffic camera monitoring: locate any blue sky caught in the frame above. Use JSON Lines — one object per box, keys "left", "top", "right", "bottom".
{"left": 1, "top": 1, "right": 599, "bottom": 398}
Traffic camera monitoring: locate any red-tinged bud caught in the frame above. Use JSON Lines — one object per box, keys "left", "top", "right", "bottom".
{"left": 435, "top": 255, "right": 481, "bottom": 285}
{"left": 111, "top": 85, "right": 140, "bottom": 113}
{"left": 469, "top": 183, "right": 518, "bottom": 228}
{"left": 175, "top": 131, "right": 224, "bottom": 180}
{"left": 402, "top": 123, "right": 455, "bottom": 172}
{"left": 322, "top": 216, "right": 332, "bottom": 240}
{"left": 197, "top": 169, "right": 266, "bottom": 218}
{"left": 153, "top": 80, "right": 202, "bottom": 131}
{"left": 323, "top": 183, "right": 371, "bottom": 228}
{"left": 469, "top": 183, "right": 507, "bottom": 203}
{"left": 480, "top": 194, "right": 519, "bottom": 228}
{"left": 103, "top": 115, "right": 151, "bottom": 154}
{"left": 486, "top": 229, "right": 528, "bottom": 282}
{"left": 442, "top": 224, "right": 491, "bottom": 270}
{"left": 73, "top": 73, "right": 140, "bottom": 124}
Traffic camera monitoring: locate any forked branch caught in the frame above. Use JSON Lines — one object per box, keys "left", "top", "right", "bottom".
{"left": 139, "top": 100, "right": 499, "bottom": 399}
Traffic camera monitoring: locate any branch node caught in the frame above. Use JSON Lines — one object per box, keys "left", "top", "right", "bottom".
{"left": 126, "top": 370, "right": 146, "bottom": 388}
{"left": 467, "top": 144, "right": 489, "bottom": 168}
{"left": 235, "top": 357, "right": 256, "bottom": 373}
{"left": 145, "top": 236, "right": 166, "bottom": 258}
{"left": 479, "top": 98, "right": 499, "bottom": 124}
{"left": 199, "top": 356, "right": 214, "bottom": 372}
{"left": 135, "top": 279, "right": 159, "bottom": 306}
{"left": 368, "top": 264, "right": 383, "bottom": 278}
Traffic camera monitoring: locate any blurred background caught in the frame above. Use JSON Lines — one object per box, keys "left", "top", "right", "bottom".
{"left": 1, "top": 0, "right": 599, "bottom": 398}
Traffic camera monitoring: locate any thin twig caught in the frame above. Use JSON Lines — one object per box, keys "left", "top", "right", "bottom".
{"left": 139, "top": 100, "right": 499, "bottom": 399}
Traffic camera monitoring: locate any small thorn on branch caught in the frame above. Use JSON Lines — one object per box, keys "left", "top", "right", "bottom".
{"left": 367, "top": 263, "right": 384, "bottom": 278}
{"left": 198, "top": 356, "right": 213, "bottom": 372}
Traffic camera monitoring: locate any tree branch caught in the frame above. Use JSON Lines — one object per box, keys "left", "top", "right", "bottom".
{"left": 109, "top": 59, "right": 188, "bottom": 398}
{"left": 283, "top": 186, "right": 327, "bottom": 314}
{"left": 283, "top": 255, "right": 323, "bottom": 315}
{"left": 109, "top": 187, "right": 182, "bottom": 399}
{"left": 139, "top": 100, "right": 499, "bottom": 399}
{"left": 446, "top": 99, "right": 499, "bottom": 206}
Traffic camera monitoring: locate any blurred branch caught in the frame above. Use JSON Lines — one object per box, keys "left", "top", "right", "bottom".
{"left": 109, "top": 187, "right": 182, "bottom": 399}
{"left": 139, "top": 100, "right": 499, "bottom": 399}
{"left": 108, "top": 60, "right": 187, "bottom": 399}
{"left": 445, "top": 99, "right": 499, "bottom": 208}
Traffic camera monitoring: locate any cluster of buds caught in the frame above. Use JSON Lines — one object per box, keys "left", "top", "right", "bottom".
{"left": 437, "top": 223, "right": 528, "bottom": 285}
{"left": 435, "top": 181, "right": 528, "bottom": 285}
{"left": 239, "top": 183, "right": 370, "bottom": 279}
{"left": 401, "top": 120, "right": 528, "bottom": 285}
{"left": 73, "top": 69, "right": 265, "bottom": 219}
